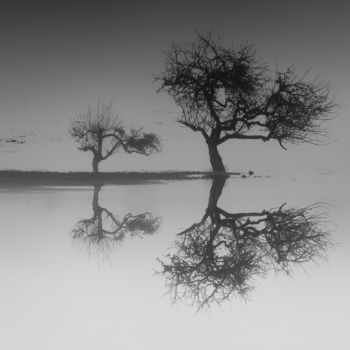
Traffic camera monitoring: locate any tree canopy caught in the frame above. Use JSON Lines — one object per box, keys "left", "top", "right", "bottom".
{"left": 157, "top": 32, "right": 335, "bottom": 172}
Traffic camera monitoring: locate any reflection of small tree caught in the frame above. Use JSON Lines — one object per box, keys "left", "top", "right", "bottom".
{"left": 158, "top": 177, "right": 332, "bottom": 310}
{"left": 157, "top": 32, "right": 335, "bottom": 172}
{"left": 70, "top": 103, "right": 161, "bottom": 172}
{"left": 71, "top": 185, "right": 160, "bottom": 259}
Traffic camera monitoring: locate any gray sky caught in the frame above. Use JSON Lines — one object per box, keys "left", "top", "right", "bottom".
{"left": 0, "top": 0, "right": 348, "bottom": 172}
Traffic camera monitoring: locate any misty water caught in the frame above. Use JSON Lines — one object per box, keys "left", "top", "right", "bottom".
{"left": 1, "top": 172, "right": 349, "bottom": 350}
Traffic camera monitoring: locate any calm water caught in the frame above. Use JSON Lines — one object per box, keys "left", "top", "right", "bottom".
{"left": 0, "top": 173, "right": 349, "bottom": 349}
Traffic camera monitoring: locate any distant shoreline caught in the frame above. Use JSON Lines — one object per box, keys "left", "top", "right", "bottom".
{"left": 0, "top": 170, "right": 243, "bottom": 187}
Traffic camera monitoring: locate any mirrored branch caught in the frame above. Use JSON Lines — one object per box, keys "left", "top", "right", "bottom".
{"left": 71, "top": 185, "right": 160, "bottom": 259}
{"left": 158, "top": 176, "right": 332, "bottom": 310}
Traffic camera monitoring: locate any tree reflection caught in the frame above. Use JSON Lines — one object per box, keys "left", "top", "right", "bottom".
{"left": 158, "top": 176, "right": 332, "bottom": 309}
{"left": 71, "top": 185, "right": 160, "bottom": 259}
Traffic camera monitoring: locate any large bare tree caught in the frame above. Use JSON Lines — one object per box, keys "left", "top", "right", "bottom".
{"left": 157, "top": 33, "right": 335, "bottom": 172}
{"left": 70, "top": 103, "right": 161, "bottom": 172}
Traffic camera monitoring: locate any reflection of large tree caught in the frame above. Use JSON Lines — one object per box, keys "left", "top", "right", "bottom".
{"left": 159, "top": 176, "right": 331, "bottom": 309}
{"left": 72, "top": 185, "right": 160, "bottom": 258}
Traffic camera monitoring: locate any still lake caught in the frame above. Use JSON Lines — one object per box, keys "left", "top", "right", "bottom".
{"left": 0, "top": 172, "right": 349, "bottom": 349}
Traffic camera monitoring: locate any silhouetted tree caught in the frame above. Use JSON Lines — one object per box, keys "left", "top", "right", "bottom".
{"left": 158, "top": 177, "right": 332, "bottom": 309}
{"left": 71, "top": 185, "right": 160, "bottom": 259}
{"left": 70, "top": 103, "right": 161, "bottom": 172}
{"left": 157, "top": 33, "right": 335, "bottom": 172}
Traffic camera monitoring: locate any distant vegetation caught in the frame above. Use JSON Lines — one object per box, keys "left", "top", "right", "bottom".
{"left": 0, "top": 170, "right": 242, "bottom": 187}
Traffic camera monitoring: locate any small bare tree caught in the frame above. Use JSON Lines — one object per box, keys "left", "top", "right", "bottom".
{"left": 157, "top": 32, "right": 335, "bottom": 172}
{"left": 70, "top": 103, "right": 161, "bottom": 172}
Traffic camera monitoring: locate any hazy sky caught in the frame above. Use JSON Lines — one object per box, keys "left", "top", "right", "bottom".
{"left": 0, "top": 0, "right": 349, "bottom": 172}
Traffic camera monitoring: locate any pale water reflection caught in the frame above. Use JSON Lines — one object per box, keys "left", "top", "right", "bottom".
{"left": 159, "top": 176, "right": 332, "bottom": 310}
{"left": 0, "top": 173, "right": 349, "bottom": 349}
{"left": 71, "top": 184, "right": 160, "bottom": 260}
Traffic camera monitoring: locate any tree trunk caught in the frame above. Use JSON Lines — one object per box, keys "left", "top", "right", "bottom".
{"left": 92, "top": 185, "right": 102, "bottom": 211}
{"left": 92, "top": 157, "right": 100, "bottom": 173}
{"left": 207, "top": 175, "right": 227, "bottom": 211}
{"left": 207, "top": 142, "right": 225, "bottom": 173}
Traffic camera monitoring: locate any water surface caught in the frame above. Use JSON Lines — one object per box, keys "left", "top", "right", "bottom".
{"left": 0, "top": 173, "right": 349, "bottom": 349}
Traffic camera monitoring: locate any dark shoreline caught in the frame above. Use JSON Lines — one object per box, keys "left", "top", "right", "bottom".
{"left": 0, "top": 170, "right": 243, "bottom": 187}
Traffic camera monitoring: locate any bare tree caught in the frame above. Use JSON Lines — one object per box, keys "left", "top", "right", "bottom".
{"left": 70, "top": 103, "right": 161, "bottom": 172}
{"left": 158, "top": 177, "right": 332, "bottom": 310}
{"left": 157, "top": 32, "right": 335, "bottom": 172}
{"left": 71, "top": 185, "right": 160, "bottom": 259}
